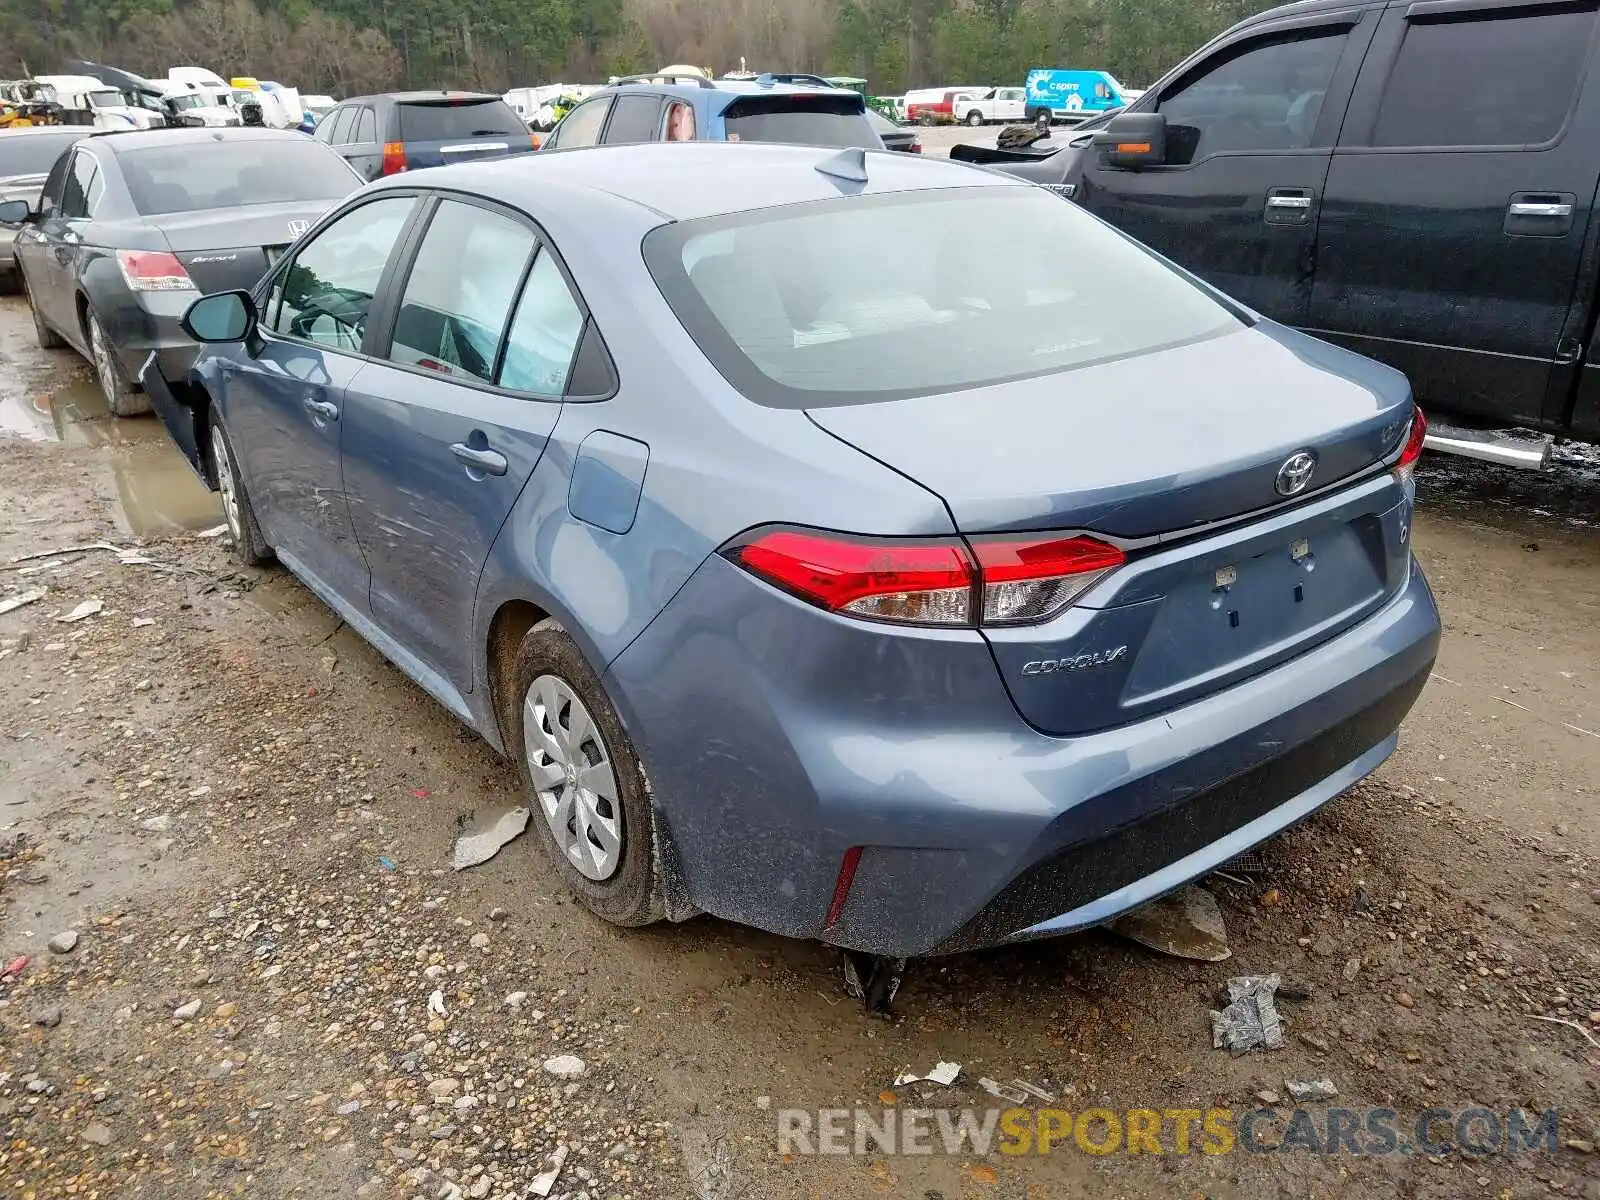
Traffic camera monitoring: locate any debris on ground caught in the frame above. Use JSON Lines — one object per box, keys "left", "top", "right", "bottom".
{"left": 1285, "top": 1078, "right": 1339, "bottom": 1102}
{"left": 527, "top": 1143, "right": 569, "bottom": 1197}
{"left": 2, "top": 954, "right": 28, "bottom": 980}
{"left": 57, "top": 598, "right": 103, "bottom": 623}
{"left": 46, "top": 930, "right": 78, "bottom": 954}
{"left": 1110, "top": 885, "right": 1231, "bottom": 961}
{"left": 542, "top": 1054, "right": 587, "bottom": 1079}
{"left": 427, "top": 989, "right": 448, "bottom": 1018}
{"left": 1210, "top": 973, "right": 1285, "bottom": 1053}
{"left": 451, "top": 803, "right": 530, "bottom": 870}
{"left": 842, "top": 950, "right": 907, "bottom": 1017}
{"left": 893, "top": 1060, "right": 961, "bottom": 1087}
{"left": 0, "top": 587, "right": 45, "bottom": 615}
{"left": 978, "top": 1077, "right": 1031, "bottom": 1104}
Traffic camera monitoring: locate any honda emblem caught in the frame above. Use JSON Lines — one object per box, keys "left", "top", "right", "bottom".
{"left": 287, "top": 219, "right": 310, "bottom": 238}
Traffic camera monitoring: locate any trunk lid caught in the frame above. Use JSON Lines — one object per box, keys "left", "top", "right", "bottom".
{"left": 149, "top": 201, "right": 333, "bottom": 292}
{"left": 396, "top": 97, "right": 533, "bottom": 169}
{"left": 808, "top": 323, "right": 1418, "bottom": 735}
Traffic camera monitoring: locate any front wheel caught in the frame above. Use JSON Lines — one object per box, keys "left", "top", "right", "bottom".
{"left": 512, "top": 620, "right": 663, "bottom": 927}
{"left": 965, "top": 110, "right": 984, "bottom": 127}
{"left": 88, "top": 312, "right": 149, "bottom": 417}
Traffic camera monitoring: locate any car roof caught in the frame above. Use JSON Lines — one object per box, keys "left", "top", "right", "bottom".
{"left": 604, "top": 79, "right": 862, "bottom": 108}
{"left": 88, "top": 127, "right": 316, "bottom": 154}
{"left": 376, "top": 139, "right": 1018, "bottom": 223}
{"left": 340, "top": 90, "right": 503, "bottom": 106}
{"left": 0, "top": 126, "right": 87, "bottom": 138}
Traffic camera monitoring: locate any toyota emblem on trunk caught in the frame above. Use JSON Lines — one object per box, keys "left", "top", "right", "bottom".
{"left": 287, "top": 219, "right": 310, "bottom": 238}
{"left": 1275, "top": 450, "right": 1318, "bottom": 496}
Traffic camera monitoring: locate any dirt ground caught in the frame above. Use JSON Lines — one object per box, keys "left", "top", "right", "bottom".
{"left": 0, "top": 293, "right": 1597, "bottom": 1200}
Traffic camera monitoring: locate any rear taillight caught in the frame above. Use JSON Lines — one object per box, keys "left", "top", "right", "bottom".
{"left": 909, "top": 143, "right": 922, "bottom": 153}
{"left": 530, "top": 133, "right": 542, "bottom": 150}
{"left": 115, "top": 250, "right": 194, "bottom": 292}
{"left": 1393, "top": 407, "right": 1426, "bottom": 482}
{"left": 728, "top": 528, "right": 1124, "bottom": 627}
{"left": 970, "top": 534, "right": 1126, "bottom": 625}
{"left": 381, "top": 141, "right": 407, "bottom": 175}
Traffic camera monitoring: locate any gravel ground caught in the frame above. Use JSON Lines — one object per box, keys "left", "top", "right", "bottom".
{"left": 1, "top": 295, "right": 1598, "bottom": 1200}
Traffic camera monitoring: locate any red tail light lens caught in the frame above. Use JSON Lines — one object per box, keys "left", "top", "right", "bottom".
{"left": 381, "top": 141, "right": 408, "bottom": 175}
{"left": 1394, "top": 407, "right": 1427, "bottom": 480}
{"left": 971, "top": 534, "right": 1126, "bottom": 624}
{"left": 733, "top": 530, "right": 974, "bottom": 625}
{"left": 728, "top": 528, "right": 1126, "bottom": 627}
{"left": 116, "top": 250, "right": 194, "bottom": 292}
{"left": 909, "top": 143, "right": 923, "bottom": 153}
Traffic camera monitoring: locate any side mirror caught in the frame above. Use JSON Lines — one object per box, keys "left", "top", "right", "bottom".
{"left": 1092, "top": 112, "right": 1166, "bottom": 170}
{"left": 0, "top": 199, "right": 33, "bottom": 226}
{"left": 181, "top": 290, "right": 256, "bottom": 343}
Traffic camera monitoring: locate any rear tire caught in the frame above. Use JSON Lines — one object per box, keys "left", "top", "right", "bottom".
{"left": 87, "top": 311, "right": 149, "bottom": 417}
{"left": 511, "top": 619, "right": 663, "bottom": 928}
{"left": 966, "top": 110, "right": 983, "bottom": 126}
{"left": 208, "top": 413, "right": 273, "bottom": 566}
{"left": 22, "top": 269, "right": 62, "bottom": 349}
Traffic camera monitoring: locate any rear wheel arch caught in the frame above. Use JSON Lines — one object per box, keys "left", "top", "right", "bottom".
{"left": 486, "top": 597, "right": 553, "bottom": 752}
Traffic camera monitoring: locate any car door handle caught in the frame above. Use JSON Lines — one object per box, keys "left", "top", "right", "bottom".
{"left": 1507, "top": 200, "right": 1572, "bottom": 218}
{"left": 450, "top": 442, "right": 508, "bottom": 476}
{"left": 1265, "top": 194, "right": 1312, "bottom": 209}
{"left": 303, "top": 397, "right": 339, "bottom": 421}
{"left": 1264, "top": 188, "right": 1314, "bottom": 225}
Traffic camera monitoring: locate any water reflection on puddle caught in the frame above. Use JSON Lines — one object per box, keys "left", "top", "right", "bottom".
{"left": 0, "top": 368, "right": 221, "bottom": 537}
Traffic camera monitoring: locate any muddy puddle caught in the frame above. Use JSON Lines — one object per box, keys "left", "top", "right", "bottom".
{"left": 0, "top": 338, "right": 221, "bottom": 537}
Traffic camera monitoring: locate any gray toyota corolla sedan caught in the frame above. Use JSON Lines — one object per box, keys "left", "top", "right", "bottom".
{"left": 147, "top": 142, "right": 1440, "bottom": 1002}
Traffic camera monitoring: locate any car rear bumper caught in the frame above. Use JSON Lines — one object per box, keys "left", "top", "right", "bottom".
{"left": 103, "top": 289, "right": 201, "bottom": 380}
{"left": 604, "top": 553, "right": 1441, "bottom": 958}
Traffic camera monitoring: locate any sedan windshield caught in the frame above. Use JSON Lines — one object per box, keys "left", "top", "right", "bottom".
{"left": 644, "top": 186, "right": 1243, "bottom": 408}
{"left": 121, "top": 141, "right": 359, "bottom": 215}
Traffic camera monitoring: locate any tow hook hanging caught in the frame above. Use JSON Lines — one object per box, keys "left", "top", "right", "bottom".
{"left": 841, "top": 950, "right": 907, "bottom": 1017}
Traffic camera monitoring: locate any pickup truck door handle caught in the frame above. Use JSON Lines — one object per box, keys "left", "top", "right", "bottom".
{"left": 302, "top": 396, "right": 339, "bottom": 422}
{"left": 1505, "top": 191, "right": 1577, "bottom": 236}
{"left": 1264, "top": 187, "right": 1314, "bottom": 225}
{"left": 450, "top": 442, "right": 508, "bottom": 476}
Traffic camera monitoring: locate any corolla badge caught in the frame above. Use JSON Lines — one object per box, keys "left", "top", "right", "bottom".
{"left": 287, "top": 219, "right": 310, "bottom": 238}
{"left": 1274, "top": 450, "right": 1318, "bottom": 497}
{"left": 1021, "top": 646, "right": 1129, "bottom": 676}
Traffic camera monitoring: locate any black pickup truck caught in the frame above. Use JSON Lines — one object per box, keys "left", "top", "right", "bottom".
{"left": 953, "top": 0, "right": 1600, "bottom": 465}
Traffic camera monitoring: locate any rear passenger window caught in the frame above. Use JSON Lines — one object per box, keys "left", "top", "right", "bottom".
{"left": 603, "top": 94, "right": 663, "bottom": 144}
{"left": 1369, "top": 6, "right": 1595, "bottom": 148}
{"left": 499, "top": 250, "right": 584, "bottom": 394}
{"left": 388, "top": 200, "right": 536, "bottom": 383}
{"left": 1157, "top": 30, "right": 1348, "bottom": 164}
{"left": 355, "top": 107, "right": 377, "bottom": 143}
{"left": 322, "top": 107, "right": 352, "bottom": 144}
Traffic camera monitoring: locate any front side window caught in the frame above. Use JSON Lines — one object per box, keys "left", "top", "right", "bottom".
{"left": 1370, "top": 7, "right": 1594, "bottom": 148}
{"left": 36, "top": 154, "right": 69, "bottom": 219}
{"left": 1158, "top": 30, "right": 1349, "bottom": 164}
{"left": 387, "top": 199, "right": 537, "bottom": 383}
{"left": 548, "top": 97, "right": 610, "bottom": 148}
{"left": 269, "top": 195, "right": 416, "bottom": 350}
{"left": 644, "top": 186, "right": 1242, "bottom": 408}
{"left": 499, "top": 249, "right": 585, "bottom": 394}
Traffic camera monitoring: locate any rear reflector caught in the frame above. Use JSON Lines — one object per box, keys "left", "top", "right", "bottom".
{"left": 823, "top": 846, "right": 863, "bottom": 931}
{"left": 971, "top": 534, "right": 1127, "bottom": 624}
{"left": 727, "top": 527, "right": 1126, "bottom": 627}
{"left": 115, "top": 250, "right": 194, "bottom": 292}
{"left": 1394, "top": 407, "right": 1427, "bottom": 480}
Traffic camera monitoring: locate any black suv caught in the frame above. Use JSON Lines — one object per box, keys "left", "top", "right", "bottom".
{"left": 315, "top": 91, "right": 535, "bottom": 181}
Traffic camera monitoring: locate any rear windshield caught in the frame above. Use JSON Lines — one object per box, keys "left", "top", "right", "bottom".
{"left": 121, "top": 140, "right": 359, "bottom": 216}
{"left": 397, "top": 99, "right": 527, "bottom": 141}
{"left": 0, "top": 134, "right": 80, "bottom": 177}
{"left": 644, "top": 187, "right": 1243, "bottom": 408}
{"left": 720, "top": 95, "right": 878, "bottom": 148}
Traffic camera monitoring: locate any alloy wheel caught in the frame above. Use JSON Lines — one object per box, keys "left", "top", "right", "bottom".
{"left": 89, "top": 318, "right": 117, "bottom": 408}
{"left": 211, "top": 427, "right": 244, "bottom": 543}
{"left": 523, "top": 675, "right": 623, "bottom": 881}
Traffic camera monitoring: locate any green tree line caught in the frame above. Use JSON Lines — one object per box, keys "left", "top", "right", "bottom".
{"left": 0, "top": 0, "right": 1281, "bottom": 99}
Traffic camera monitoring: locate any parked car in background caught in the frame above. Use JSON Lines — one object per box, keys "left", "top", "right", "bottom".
{"left": 904, "top": 87, "right": 983, "bottom": 124}
{"left": 147, "top": 141, "right": 1437, "bottom": 969}
{"left": 0, "top": 128, "right": 361, "bottom": 415}
{"left": 956, "top": 86, "right": 1028, "bottom": 126}
{"left": 0, "top": 126, "right": 92, "bottom": 291}
{"left": 316, "top": 91, "right": 536, "bottom": 180}
{"left": 542, "top": 76, "right": 883, "bottom": 151}
{"left": 1024, "top": 69, "right": 1133, "bottom": 124}
{"left": 977, "top": 0, "right": 1600, "bottom": 457}
{"left": 866, "top": 108, "right": 919, "bottom": 152}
